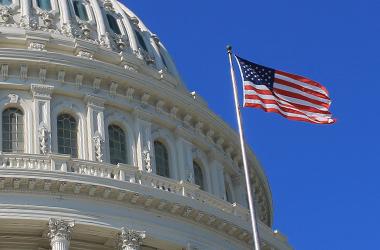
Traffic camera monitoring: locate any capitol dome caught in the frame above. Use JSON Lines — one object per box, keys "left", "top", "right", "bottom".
{"left": 0, "top": 0, "right": 292, "bottom": 249}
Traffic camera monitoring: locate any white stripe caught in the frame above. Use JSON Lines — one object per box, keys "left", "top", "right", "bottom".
{"left": 275, "top": 73, "right": 328, "bottom": 96}
{"left": 273, "top": 82, "right": 331, "bottom": 104}
{"left": 244, "top": 90, "right": 332, "bottom": 118}
{"left": 244, "top": 83, "right": 329, "bottom": 112}
{"left": 244, "top": 99, "right": 332, "bottom": 123}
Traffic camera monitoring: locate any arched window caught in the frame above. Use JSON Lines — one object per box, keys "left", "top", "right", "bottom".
{"left": 108, "top": 124, "right": 127, "bottom": 165}
{"left": 73, "top": 1, "right": 89, "bottom": 21}
{"left": 2, "top": 108, "right": 23, "bottom": 152}
{"left": 37, "top": 0, "right": 52, "bottom": 11}
{"left": 57, "top": 114, "right": 77, "bottom": 158}
{"left": 154, "top": 141, "right": 169, "bottom": 178}
{"left": 193, "top": 161, "right": 204, "bottom": 190}
{"left": 0, "top": 0, "right": 12, "bottom": 6}
{"left": 106, "top": 13, "right": 121, "bottom": 35}
{"left": 135, "top": 30, "right": 148, "bottom": 51}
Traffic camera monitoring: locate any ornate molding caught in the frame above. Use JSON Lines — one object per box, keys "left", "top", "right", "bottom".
{"left": 118, "top": 227, "right": 146, "bottom": 250}
{"left": 30, "top": 84, "right": 54, "bottom": 99}
{"left": 48, "top": 218, "right": 74, "bottom": 242}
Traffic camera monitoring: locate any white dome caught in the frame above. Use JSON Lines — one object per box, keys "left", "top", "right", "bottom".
{"left": 0, "top": 0, "right": 293, "bottom": 249}
{"left": 0, "top": 0, "right": 181, "bottom": 86}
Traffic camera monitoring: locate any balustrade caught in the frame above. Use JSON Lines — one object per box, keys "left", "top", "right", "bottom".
{"left": 0, "top": 152, "right": 249, "bottom": 220}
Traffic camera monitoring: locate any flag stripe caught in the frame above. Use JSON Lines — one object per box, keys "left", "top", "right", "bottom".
{"left": 235, "top": 55, "right": 335, "bottom": 124}
{"left": 274, "top": 78, "right": 329, "bottom": 100}
{"left": 244, "top": 101, "right": 333, "bottom": 124}
{"left": 275, "top": 73, "right": 328, "bottom": 96}
{"left": 276, "top": 70, "right": 329, "bottom": 95}
{"left": 244, "top": 82, "right": 329, "bottom": 112}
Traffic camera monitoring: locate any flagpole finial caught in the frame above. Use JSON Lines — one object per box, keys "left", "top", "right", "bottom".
{"left": 226, "top": 45, "right": 232, "bottom": 54}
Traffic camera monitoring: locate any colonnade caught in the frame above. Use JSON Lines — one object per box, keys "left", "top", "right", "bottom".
{"left": 48, "top": 218, "right": 146, "bottom": 250}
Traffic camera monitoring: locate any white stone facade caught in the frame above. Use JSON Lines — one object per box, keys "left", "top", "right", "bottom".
{"left": 0, "top": 0, "right": 292, "bottom": 249}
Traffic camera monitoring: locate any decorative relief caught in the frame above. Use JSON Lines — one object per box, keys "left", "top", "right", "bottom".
{"left": 142, "top": 147, "right": 152, "bottom": 173}
{"left": 0, "top": 6, "right": 12, "bottom": 24}
{"left": 93, "top": 131, "right": 104, "bottom": 162}
{"left": 117, "top": 227, "right": 146, "bottom": 250}
{"left": 29, "top": 42, "right": 46, "bottom": 51}
{"left": 48, "top": 218, "right": 74, "bottom": 242}
{"left": 30, "top": 84, "right": 54, "bottom": 99}
{"left": 8, "top": 93, "right": 19, "bottom": 104}
{"left": 103, "top": 0, "right": 113, "bottom": 11}
{"left": 77, "top": 50, "right": 94, "bottom": 60}
{"left": 39, "top": 11, "right": 53, "bottom": 28}
{"left": 39, "top": 123, "right": 50, "bottom": 155}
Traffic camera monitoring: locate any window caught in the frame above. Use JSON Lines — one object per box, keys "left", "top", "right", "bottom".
{"left": 2, "top": 108, "right": 23, "bottom": 152}
{"left": 73, "top": 1, "right": 89, "bottom": 21}
{"left": 0, "top": 0, "right": 12, "bottom": 6}
{"left": 193, "top": 161, "right": 204, "bottom": 190}
{"left": 135, "top": 30, "right": 148, "bottom": 51}
{"left": 108, "top": 125, "right": 127, "bottom": 165}
{"left": 154, "top": 141, "right": 169, "bottom": 178}
{"left": 57, "top": 114, "right": 77, "bottom": 158}
{"left": 37, "top": 0, "right": 52, "bottom": 11}
{"left": 106, "top": 13, "right": 121, "bottom": 35}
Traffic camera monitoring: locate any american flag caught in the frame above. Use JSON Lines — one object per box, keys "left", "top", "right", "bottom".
{"left": 235, "top": 56, "right": 335, "bottom": 124}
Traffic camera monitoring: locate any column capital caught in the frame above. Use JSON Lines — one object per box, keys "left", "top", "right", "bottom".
{"left": 48, "top": 218, "right": 74, "bottom": 242}
{"left": 118, "top": 227, "right": 146, "bottom": 250}
{"left": 30, "top": 84, "right": 54, "bottom": 99}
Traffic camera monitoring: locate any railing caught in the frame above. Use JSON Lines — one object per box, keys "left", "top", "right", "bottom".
{"left": 0, "top": 153, "right": 249, "bottom": 220}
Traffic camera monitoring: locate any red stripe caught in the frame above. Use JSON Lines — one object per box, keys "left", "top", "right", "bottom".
{"left": 244, "top": 85, "right": 273, "bottom": 95}
{"left": 244, "top": 94, "right": 332, "bottom": 115}
{"left": 275, "top": 70, "right": 329, "bottom": 95}
{"left": 274, "top": 78, "right": 329, "bottom": 100}
{"left": 244, "top": 103, "right": 335, "bottom": 124}
{"left": 273, "top": 88, "right": 330, "bottom": 108}
{"left": 244, "top": 95, "right": 307, "bottom": 116}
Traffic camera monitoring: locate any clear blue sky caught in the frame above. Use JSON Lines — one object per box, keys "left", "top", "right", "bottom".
{"left": 124, "top": 1, "right": 379, "bottom": 249}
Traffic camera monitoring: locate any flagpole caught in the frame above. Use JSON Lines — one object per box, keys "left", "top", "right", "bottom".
{"left": 226, "top": 45, "right": 261, "bottom": 250}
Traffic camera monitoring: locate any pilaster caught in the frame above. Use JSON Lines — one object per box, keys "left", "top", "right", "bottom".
{"left": 30, "top": 84, "right": 54, "bottom": 155}
{"left": 84, "top": 95, "right": 105, "bottom": 162}
{"left": 209, "top": 152, "right": 225, "bottom": 199}
{"left": 133, "top": 109, "right": 152, "bottom": 172}
{"left": 174, "top": 136, "right": 193, "bottom": 182}
{"left": 48, "top": 218, "right": 74, "bottom": 250}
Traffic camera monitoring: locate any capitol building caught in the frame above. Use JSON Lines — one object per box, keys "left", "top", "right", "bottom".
{"left": 0, "top": 0, "right": 293, "bottom": 249}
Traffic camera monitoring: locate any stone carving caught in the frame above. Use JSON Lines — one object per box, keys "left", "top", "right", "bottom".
{"left": 48, "top": 218, "right": 74, "bottom": 245}
{"left": 39, "top": 11, "right": 53, "bottom": 28}
{"left": 117, "top": 227, "right": 146, "bottom": 250}
{"left": 0, "top": 6, "right": 11, "bottom": 23}
{"left": 8, "top": 94, "right": 19, "bottom": 104}
{"left": 30, "top": 84, "right": 54, "bottom": 99}
{"left": 103, "top": 0, "right": 113, "bottom": 11}
{"left": 142, "top": 148, "right": 152, "bottom": 173}
{"left": 39, "top": 123, "right": 50, "bottom": 154}
{"left": 139, "top": 48, "right": 154, "bottom": 65}
{"left": 93, "top": 131, "right": 104, "bottom": 162}
{"left": 29, "top": 42, "right": 46, "bottom": 51}
{"left": 79, "top": 22, "right": 91, "bottom": 38}
{"left": 186, "top": 170, "right": 193, "bottom": 183}
{"left": 77, "top": 50, "right": 93, "bottom": 59}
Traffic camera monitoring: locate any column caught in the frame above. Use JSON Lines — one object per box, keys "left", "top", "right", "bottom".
{"left": 175, "top": 136, "right": 193, "bottom": 182}
{"left": 117, "top": 227, "right": 145, "bottom": 250}
{"left": 209, "top": 152, "right": 225, "bottom": 199}
{"left": 88, "top": 0, "right": 109, "bottom": 46}
{"left": 48, "top": 218, "right": 74, "bottom": 250}
{"left": 31, "top": 84, "right": 54, "bottom": 155}
{"left": 232, "top": 175, "right": 248, "bottom": 207}
{"left": 84, "top": 95, "right": 105, "bottom": 162}
{"left": 133, "top": 109, "right": 152, "bottom": 172}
